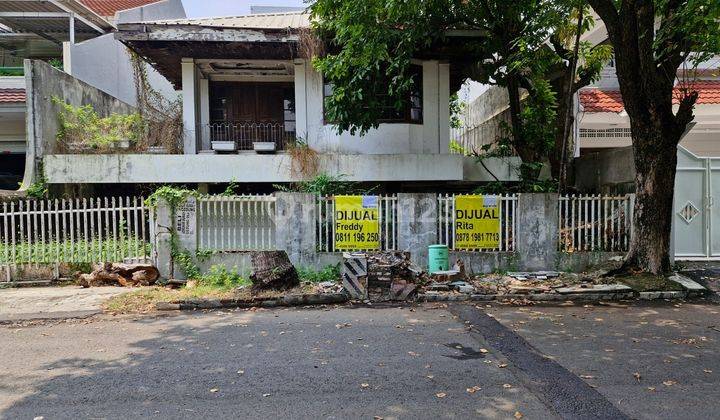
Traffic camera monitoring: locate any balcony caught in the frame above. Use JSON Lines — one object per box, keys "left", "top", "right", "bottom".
{"left": 202, "top": 121, "right": 295, "bottom": 153}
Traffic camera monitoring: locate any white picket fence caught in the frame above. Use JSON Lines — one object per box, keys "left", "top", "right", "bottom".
{"left": 316, "top": 195, "right": 398, "bottom": 252}
{"left": 558, "top": 194, "right": 634, "bottom": 252}
{"left": 437, "top": 194, "right": 518, "bottom": 251}
{"left": 197, "top": 194, "right": 276, "bottom": 251}
{"left": 1, "top": 197, "right": 150, "bottom": 266}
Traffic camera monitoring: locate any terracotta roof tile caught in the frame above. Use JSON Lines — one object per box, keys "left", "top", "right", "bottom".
{"left": 78, "top": 0, "right": 161, "bottom": 18}
{"left": 581, "top": 81, "right": 720, "bottom": 113}
{"left": 0, "top": 88, "right": 25, "bottom": 104}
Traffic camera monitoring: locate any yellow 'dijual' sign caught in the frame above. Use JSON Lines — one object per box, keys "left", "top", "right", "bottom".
{"left": 334, "top": 195, "right": 380, "bottom": 250}
{"left": 454, "top": 195, "right": 501, "bottom": 249}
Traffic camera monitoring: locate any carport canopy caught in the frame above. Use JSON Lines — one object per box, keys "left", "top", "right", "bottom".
{"left": 0, "top": 0, "right": 113, "bottom": 46}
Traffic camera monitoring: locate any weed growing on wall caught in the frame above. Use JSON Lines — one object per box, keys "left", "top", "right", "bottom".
{"left": 52, "top": 96, "right": 143, "bottom": 151}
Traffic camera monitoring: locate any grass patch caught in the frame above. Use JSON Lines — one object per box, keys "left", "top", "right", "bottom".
{"left": 615, "top": 273, "right": 685, "bottom": 292}
{"left": 297, "top": 264, "right": 340, "bottom": 283}
{"left": 197, "top": 265, "right": 250, "bottom": 288}
{"left": 103, "top": 286, "right": 236, "bottom": 314}
{"left": 103, "top": 282, "right": 324, "bottom": 314}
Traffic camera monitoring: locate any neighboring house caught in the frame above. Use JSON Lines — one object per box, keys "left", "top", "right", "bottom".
{"left": 37, "top": 11, "right": 518, "bottom": 187}
{"left": 577, "top": 70, "right": 720, "bottom": 156}
{"left": 0, "top": 0, "right": 185, "bottom": 190}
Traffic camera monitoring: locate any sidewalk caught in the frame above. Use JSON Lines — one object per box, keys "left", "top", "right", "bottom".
{"left": 681, "top": 262, "right": 720, "bottom": 302}
{"left": 0, "top": 286, "right": 127, "bottom": 322}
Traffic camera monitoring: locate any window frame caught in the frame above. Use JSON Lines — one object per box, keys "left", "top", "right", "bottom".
{"left": 322, "top": 64, "right": 424, "bottom": 125}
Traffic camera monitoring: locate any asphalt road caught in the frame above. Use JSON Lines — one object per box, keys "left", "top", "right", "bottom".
{"left": 1, "top": 300, "right": 719, "bottom": 419}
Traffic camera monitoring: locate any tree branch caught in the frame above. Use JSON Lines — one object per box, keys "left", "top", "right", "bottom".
{"left": 674, "top": 90, "right": 699, "bottom": 139}
{"left": 586, "top": 0, "right": 619, "bottom": 33}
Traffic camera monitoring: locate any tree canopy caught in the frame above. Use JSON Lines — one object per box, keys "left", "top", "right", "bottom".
{"left": 311, "top": 0, "right": 611, "bottom": 186}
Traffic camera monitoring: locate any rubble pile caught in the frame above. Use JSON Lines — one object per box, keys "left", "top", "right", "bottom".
{"left": 342, "top": 251, "right": 426, "bottom": 301}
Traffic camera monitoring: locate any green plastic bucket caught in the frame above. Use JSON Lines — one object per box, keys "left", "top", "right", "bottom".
{"left": 428, "top": 244, "right": 449, "bottom": 273}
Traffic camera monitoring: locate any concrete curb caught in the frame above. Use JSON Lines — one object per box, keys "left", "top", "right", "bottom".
{"left": 419, "top": 291, "right": 642, "bottom": 303}
{"left": 156, "top": 292, "right": 349, "bottom": 311}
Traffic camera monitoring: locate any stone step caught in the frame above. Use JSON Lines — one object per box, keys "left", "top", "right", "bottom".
{"left": 555, "top": 284, "right": 633, "bottom": 294}
{"left": 669, "top": 273, "right": 707, "bottom": 292}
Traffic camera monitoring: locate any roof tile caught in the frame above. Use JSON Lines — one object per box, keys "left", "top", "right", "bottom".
{"left": 79, "top": 0, "right": 161, "bottom": 18}
{"left": 581, "top": 81, "right": 720, "bottom": 113}
{"left": 0, "top": 88, "right": 25, "bottom": 104}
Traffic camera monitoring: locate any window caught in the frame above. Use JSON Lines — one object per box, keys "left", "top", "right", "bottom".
{"left": 323, "top": 64, "right": 423, "bottom": 124}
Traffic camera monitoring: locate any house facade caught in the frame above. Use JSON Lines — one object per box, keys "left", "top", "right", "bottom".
{"left": 37, "top": 11, "right": 517, "bottom": 187}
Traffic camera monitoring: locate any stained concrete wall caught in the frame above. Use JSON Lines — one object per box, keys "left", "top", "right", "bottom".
{"left": 398, "top": 193, "right": 438, "bottom": 267}
{"left": 21, "top": 60, "right": 136, "bottom": 189}
{"left": 574, "top": 146, "right": 636, "bottom": 193}
{"left": 44, "top": 153, "right": 516, "bottom": 184}
{"left": 516, "top": 194, "right": 559, "bottom": 271}
{"left": 275, "top": 193, "right": 317, "bottom": 267}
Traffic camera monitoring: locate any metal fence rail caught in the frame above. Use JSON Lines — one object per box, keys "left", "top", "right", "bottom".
{"left": 437, "top": 194, "right": 518, "bottom": 252}
{"left": 1, "top": 196, "right": 150, "bottom": 266}
{"left": 317, "top": 195, "right": 398, "bottom": 252}
{"left": 558, "top": 194, "right": 634, "bottom": 252}
{"left": 202, "top": 122, "right": 295, "bottom": 151}
{"left": 197, "top": 194, "right": 276, "bottom": 252}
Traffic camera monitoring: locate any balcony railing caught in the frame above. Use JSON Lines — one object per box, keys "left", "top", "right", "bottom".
{"left": 202, "top": 122, "right": 295, "bottom": 151}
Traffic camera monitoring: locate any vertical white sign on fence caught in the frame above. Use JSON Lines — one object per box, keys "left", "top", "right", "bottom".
{"left": 175, "top": 197, "right": 197, "bottom": 251}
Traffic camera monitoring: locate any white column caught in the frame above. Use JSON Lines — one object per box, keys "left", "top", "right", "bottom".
{"left": 199, "top": 77, "right": 210, "bottom": 151}
{"left": 438, "top": 62, "right": 451, "bottom": 155}
{"left": 293, "top": 60, "right": 308, "bottom": 141}
{"left": 69, "top": 13, "right": 75, "bottom": 44}
{"left": 181, "top": 58, "right": 198, "bottom": 155}
{"left": 62, "top": 42, "right": 72, "bottom": 74}
{"left": 422, "top": 61, "right": 440, "bottom": 154}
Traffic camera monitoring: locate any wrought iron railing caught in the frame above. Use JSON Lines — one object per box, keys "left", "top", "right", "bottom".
{"left": 202, "top": 122, "right": 295, "bottom": 151}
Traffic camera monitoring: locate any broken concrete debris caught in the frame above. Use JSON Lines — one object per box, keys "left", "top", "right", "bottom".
{"left": 342, "top": 252, "right": 423, "bottom": 301}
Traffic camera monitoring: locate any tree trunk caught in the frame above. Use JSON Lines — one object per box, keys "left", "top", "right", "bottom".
{"left": 621, "top": 125, "right": 679, "bottom": 275}
{"left": 549, "top": 100, "right": 571, "bottom": 180}
{"left": 250, "top": 250, "right": 299, "bottom": 292}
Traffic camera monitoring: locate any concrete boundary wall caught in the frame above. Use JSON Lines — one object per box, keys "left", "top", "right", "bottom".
{"left": 154, "top": 193, "right": 622, "bottom": 280}
{"left": 21, "top": 60, "right": 136, "bottom": 189}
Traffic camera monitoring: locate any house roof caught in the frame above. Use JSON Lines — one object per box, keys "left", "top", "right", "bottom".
{"left": 0, "top": 88, "right": 26, "bottom": 104}
{"left": 79, "top": 0, "right": 163, "bottom": 18}
{"left": 580, "top": 81, "right": 720, "bottom": 113}
{"left": 144, "top": 11, "right": 310, "bottom": 30}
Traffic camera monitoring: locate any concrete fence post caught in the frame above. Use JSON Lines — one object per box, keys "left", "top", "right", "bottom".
{"left": 275, "top": 192, "right": 317, "bottom": 267}
{"left": 397, "top": 193, "right": 438, "bottom": 268}
{"left": 153, "top": 198, "right": 174, "bottom": 279}
{"left": 516, "top": 193, "right": 559, "bottom": 271}
{"left": 153, "top": 196, "right": 198, "bottom": 279}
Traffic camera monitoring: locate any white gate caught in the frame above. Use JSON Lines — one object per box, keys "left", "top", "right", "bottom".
{"left": 674, "top": 146, "right": 720, "bottom": 260}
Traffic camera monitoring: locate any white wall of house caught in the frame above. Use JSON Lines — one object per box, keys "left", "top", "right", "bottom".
{"left": 293, "top": 59, "right": 451, "bottom": 155}
{"left": 63, "top": 0, "right": 185, "bottom": 106}
{"left": 116, "top": 0, "right": 186, "bottom": 24}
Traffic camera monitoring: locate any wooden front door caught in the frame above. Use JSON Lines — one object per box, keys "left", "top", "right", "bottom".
{"left": 210, "top": 82, "right": 287, "bottom": 124}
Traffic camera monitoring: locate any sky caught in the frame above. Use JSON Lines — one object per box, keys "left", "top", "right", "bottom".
{"left": 181, "top": 0, "right": 307, "bottom": 18}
